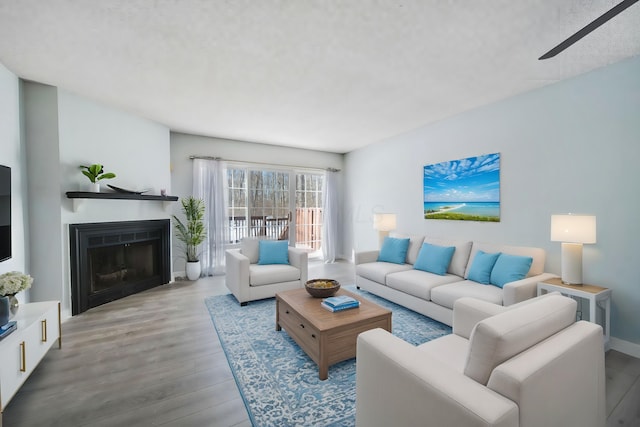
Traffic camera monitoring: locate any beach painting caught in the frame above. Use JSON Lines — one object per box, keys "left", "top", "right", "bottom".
{"left": 424, "top": 153, "right": 500, "bottom": 221}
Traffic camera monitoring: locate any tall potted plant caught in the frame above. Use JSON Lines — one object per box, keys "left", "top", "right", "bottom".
{"left": 173, "top": 197, "right": 206, "bottom": 280}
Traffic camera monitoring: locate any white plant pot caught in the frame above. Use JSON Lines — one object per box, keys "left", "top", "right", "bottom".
{"left": 186, "top": 261, "right": 201, "bottom": 281}
{"left": 89, "top": 182, "right": 100, "bottom": 193}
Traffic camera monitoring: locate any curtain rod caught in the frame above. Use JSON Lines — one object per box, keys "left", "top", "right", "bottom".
{"left": 189, "top": 155, "right": 340, "bottom": 172}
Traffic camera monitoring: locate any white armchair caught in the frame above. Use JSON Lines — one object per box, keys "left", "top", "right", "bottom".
{"left": 225, "top": 239, "right": 308, "bottom": 305}
{"left": 356, "top": 294, "right": 605, "bottom": 427}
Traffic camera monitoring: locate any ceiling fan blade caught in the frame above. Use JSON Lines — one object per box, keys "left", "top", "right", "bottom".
{"left": 539, "top": 0, "right": 639, "bottom": 60}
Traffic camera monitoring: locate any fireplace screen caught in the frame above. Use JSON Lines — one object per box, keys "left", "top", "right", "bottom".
{"left": 88, "top": 241, "right": 159, "bottom": 293}
{"left": 69, "top": 219, "right": 171, "bottom": 315}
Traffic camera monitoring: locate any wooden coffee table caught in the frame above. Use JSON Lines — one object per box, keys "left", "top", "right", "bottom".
{"left": 276, "top": 287, "right": 391, "bottom": 380}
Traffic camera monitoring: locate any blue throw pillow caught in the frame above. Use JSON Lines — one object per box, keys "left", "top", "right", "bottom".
{"left": 413, "top": 243, "right": 456, "bottom": 276}
{"left": 467, "top": 250, "right": 501, "bottom": 284}
{"left": 258, "top": 240, "right": 289, "bottom": 265}
{"left": 490, "top": 253, "right": 533, "bottom": 288}
{"left": 377, "top": 237, "right": 410, "bottom": 264}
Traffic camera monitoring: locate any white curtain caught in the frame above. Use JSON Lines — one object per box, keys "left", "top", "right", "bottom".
{"left": 322, "top": 169, "right": 339, "bottom": 263}
{"left": 193, "top": 158, "right": 227, "bottom": 276}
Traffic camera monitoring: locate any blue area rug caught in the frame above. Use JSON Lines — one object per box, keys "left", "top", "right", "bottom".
{"left": 205, "top": 286, "right": 451, "bottom": 427}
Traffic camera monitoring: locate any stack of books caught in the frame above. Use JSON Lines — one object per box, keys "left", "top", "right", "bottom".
{"left": 321, "top": 295, "right": 360, "bottom": 312}
{"left": 0, "top": 321, "right": 17, "bottom": 340}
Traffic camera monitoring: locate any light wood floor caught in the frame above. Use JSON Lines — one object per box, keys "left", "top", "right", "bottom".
{"left": 3, "top": 261, "right": 639, "bottom": 426}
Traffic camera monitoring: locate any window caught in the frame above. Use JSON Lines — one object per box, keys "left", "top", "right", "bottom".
{"left": 296, "top": 172, "right": 323, "bottom": 255}
{"left": 225, "top": 166, "right": 324, "bottom": 257}
{"left": 247, "top": 170, "right": 290, "bottom": 240}
{"left": 227, "top": 168, "right": 247, "bottom": 244}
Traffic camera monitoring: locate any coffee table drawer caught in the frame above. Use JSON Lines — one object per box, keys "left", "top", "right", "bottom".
{"left": 327, "top": 317, "right": 390, "bottom": 365}
{"left": 278, "top": 304, "right": 320, "bottom": 361}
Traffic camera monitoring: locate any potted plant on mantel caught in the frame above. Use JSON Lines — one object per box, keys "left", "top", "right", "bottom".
{"left": 79, "top": 164, "right": 116, "bottom": 192}
{"left": 173, "top": 197, "right": 207, "bottom": 281}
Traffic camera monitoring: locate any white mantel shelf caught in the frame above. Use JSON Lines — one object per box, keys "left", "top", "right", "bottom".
{"left": 66, "top": 191, "right": 178, "bottom": 212}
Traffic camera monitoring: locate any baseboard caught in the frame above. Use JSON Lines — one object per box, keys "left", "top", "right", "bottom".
{"left": 61, "top": 307, "right": 72, "bottom": 322}
{"left": 610, "top": 337, "right": 640, "bottom": 358}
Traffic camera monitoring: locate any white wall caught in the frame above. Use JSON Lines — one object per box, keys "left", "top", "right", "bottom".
{"left": 0, "top": 63, "right": 29, "bottom": 305}
{"left": 23, "top": 82, "right": 63, "bottom": 306}
{"left": 22, "top": 82, "right": 171, "bottom": 317}
{"left": 58, "top": 89, "right": 171, "bottom": 219}
{"left": 345, "top": 55, "right": 640, "bottom": 348}
{"left": 170, "top": 132, "right": 345, "bottom": 271}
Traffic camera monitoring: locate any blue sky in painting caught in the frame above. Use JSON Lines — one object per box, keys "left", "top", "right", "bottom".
{"left": 424, "top": 153, "right": 500, "bottom": 202}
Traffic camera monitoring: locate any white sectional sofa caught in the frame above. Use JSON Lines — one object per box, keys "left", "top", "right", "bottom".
{"left": 356, "top": 294, "right": 605, "bottom": 427}
{"left": 355, "top": 234, "right": 557, "bottom": 326}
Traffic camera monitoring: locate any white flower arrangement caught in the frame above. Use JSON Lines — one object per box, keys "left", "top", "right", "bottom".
{"left": 0, "top": 271, "right": 34, "bottom": 296}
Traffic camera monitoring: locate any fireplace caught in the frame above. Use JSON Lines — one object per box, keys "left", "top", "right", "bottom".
{"left": 69, "top": 219, "right": 171, "bottom": 315}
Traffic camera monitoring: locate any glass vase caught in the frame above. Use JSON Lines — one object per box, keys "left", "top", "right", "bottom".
{"left": 0, "top": 295, "right": 9, "bottom": 326}
{"left": 7, "top": 293, "right": 19, "bottom": 318}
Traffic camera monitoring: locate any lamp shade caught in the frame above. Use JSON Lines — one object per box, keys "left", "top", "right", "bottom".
{"left": 373, "top": 213, "right": 397, "bottom": 231}
{"left": 550, "top": 214, "right": 596, "bottom": 244}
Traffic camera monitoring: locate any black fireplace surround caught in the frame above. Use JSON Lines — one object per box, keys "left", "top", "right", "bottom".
{"left": 69, "top": 219, "right": 171, "bottom": 315}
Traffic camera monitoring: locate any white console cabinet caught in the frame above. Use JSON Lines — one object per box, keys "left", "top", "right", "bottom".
{"left": 0, "top": 301, "right": 61, "bottom": 421}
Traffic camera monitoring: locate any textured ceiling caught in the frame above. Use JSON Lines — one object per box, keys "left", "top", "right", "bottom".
{"left": 0, "top": 1, "right": 639, "bottom": 153}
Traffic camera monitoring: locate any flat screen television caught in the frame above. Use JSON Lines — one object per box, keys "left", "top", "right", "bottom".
{"left": 0, "top": 165, "right": 11, "bottom": 262}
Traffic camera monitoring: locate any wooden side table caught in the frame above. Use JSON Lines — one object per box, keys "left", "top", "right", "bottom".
{"left": 537, "top": 277, "right": 611, "bottom": 350}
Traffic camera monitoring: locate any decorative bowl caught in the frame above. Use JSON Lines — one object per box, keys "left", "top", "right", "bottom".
{"left": 305, "top": 279, "right": 340, "bottom": 298}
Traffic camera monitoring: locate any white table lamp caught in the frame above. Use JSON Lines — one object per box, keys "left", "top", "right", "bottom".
{"left": 373, "top": 213, "right": 397, "bottom": 247}
{"left": 550, "top": 214, "right": 596, "bottom": 285}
